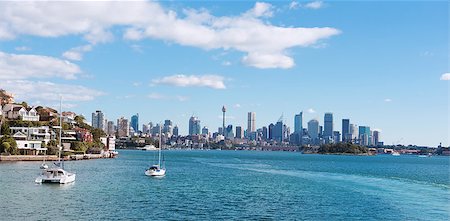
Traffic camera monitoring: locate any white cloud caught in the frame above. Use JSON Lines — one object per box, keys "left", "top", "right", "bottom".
{"left": 2, "top": 80, "right": 104, "bottom": 102}
{"left": 153, "top": 74, "right": 226, "bottom": 89}
{"left": 440, "top": 73, "right": 450, "bottom": 81}
{"left": 62, "top": 44, "right": 92, "bottom": 61}
{"left": 304, "top": 1, "right": 324, "bottom": 9}
{"left": 234, "top": 104, "right": 241, "bottom": 108}
{"left": 148, "top": 93, "right": 166, "bottom": 100}
{"left": 15, "top": 46, "right": 31, "bottom": 51}
{"left": 0, "top": 1, "right": 340, "bottom": 69}
{"left": 289, "top": 1, "right": 300, "bottom": 10}
{"left": 307, "top": 108, "right": 316, "bottom": 113}
{"left": 132, "top": 82, "right": 142, "bottom": 87}
{"left": 244, "top": 2, "right": 274, "bottom": 18}
{"left": 0, "top": 51, "right": 81, "bottom": 80}
{"left": 384, "top": 98, "right": 392, "bottom": 102}
{"left": 147, "top": 93, "right": 189, "bottom": 101}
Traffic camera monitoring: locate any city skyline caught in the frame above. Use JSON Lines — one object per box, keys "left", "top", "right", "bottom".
{"left": 0, "top": 1, "right": 448, "bottom": 146}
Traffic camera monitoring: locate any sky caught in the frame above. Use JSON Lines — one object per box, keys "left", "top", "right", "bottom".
{"left": 0, "top": 0, "right": 448, "bottom": 147}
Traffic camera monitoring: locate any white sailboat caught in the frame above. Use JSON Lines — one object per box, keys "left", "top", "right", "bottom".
{"left": 35, "top": 97, "right": 76, "bottom": 184}
{"left": 145, "top": 125, "right": 166, "bottom": 177}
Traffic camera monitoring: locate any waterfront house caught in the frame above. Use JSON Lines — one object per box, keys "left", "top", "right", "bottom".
{"left": 11, "top": 129, "right": 47, "bottom": 155}
{"left": 2, "top": 104, "right": 40, "bottom": 121}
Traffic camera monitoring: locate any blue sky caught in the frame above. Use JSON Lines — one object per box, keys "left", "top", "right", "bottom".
{"left": 0, "top": 1, "right": 448, "bottom": 146}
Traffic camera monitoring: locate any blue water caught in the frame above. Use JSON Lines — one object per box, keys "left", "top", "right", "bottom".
{"left": 0, "top": 150, "right": 449, "bottom": 220}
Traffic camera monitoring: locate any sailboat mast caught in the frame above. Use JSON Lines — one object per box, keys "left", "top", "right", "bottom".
{"left": 158, "top": 124, "right": 162, "bottom": 166}
{"left": 59, "top": 97, "right": 62, "bottom": 165}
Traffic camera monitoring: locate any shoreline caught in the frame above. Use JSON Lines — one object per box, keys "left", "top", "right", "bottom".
{"left": 0, "top": 153, "right": 116, "bottom": 162}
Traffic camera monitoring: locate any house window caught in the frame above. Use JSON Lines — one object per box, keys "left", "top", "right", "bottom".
{"left": 24, "top": 144, "right": 28, "bottom": 147}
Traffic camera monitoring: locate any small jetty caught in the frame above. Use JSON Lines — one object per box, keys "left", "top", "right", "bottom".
{"left": 0, "top": 151, "right": 118, "bottom": 162}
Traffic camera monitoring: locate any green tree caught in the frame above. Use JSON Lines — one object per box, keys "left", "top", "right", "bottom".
{"left": 1, "top": 121, "right": 10, "bottom": 135}
{"left": 21, "top": 101, "right": 28, "bottom": 108}
{"left": 91, "top": 128, "right": 106, "bottom": 142}
{"left": 0, "top": 136, "right": 18, "bottom": 155}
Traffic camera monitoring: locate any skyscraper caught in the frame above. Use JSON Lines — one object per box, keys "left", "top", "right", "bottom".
{"left": 225, "top": 125, "right": 234, "bottom": 139}
{"left": 189, "top": 116, "right": 201, "bottom": 135}
{"left": 262, "top": 126, "right": 268, "bottom": 141}
{"left": 173, "top": 125, "right": 179, "bottom": 137}
{"left": 131, "top": 113, "right": 139, "bottom": 132}
{"left": 274, "top": 121, "right": 283, "bottom": 142}
{"left": 92, "top": 110, "right": 105, "bottom": 131}
{"left": 373, "top": 130, "right": 380, "bottom": 146}
{"left": 235, "top": 126, "right": 243, "bottom": 139}
{"left": 359, "top": 126, "right": 371, "bottom": 146}
{"left": 202, "top": 126, "right": 209, "bottom": 135}
{"left": 324, "top": 113, "right": 333, "bottom": 138}
{"left": 342, "top": 119, "right": 350, "bottom": 142}
{"left": 117, "top": 117, "right": 129, "bottom": 137}
{"left": 308, "top": 119, "right": 320, "bottom": 144}
{"left": 294, "top": 112, "right": 303, "bottom": 134}
{"left": 107, "top": 120, "right": 115, "bottom": 136}
{"left": 350, "top": 124, "right": 358, "bottom": 141}
{"left": 268, "top": 123, "right": 274, "bottom": 140}
{"left": 247, "top": 112, "right": 256, "bottom": 135}
{"left": 163, "top": 120, "right": 173, "bottom": 135}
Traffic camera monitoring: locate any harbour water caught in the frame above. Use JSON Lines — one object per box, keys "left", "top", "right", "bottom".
{"left": 0, "top": 150, "right": 449, "bottom": 220}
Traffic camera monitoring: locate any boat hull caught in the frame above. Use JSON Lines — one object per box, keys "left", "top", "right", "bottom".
{"left": 35, "top": 173, "right": 76, "bottom": 184}
{"left": 145, "top": 169, "right": 166, "bottom": 177}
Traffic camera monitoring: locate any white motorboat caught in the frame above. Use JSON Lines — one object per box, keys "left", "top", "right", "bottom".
{"left": 139, "top": 145, "right": 157, "bottom": 151}
{"left": 392, "top": 152, "right": 400, "bottom": 156}
{"left": 35, "top": 168, "right": 76, "bottom": 184}
{"left": 145, "top": 126, "right": 166, "bottom": 177}
{"left": 39, "top": 163, "right": 49, "bottom": 169}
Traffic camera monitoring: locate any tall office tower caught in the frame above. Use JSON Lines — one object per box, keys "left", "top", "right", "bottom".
{"left": 222, "top": 106, "right": 226, "bottom": 136}
{"left": 107, "top": 121, "right": 115, "bottom": 136}
{"left": 189, "top": 116, "right": 201, "bottom": 135}
{"left": 373, "top": 130, "right": 380, "bottom": 146}
{"left": 359, "top": 126, "right": 371, "bottom": 146}
{"left": 342, "top": 119, "right": 350, "bottom": 142}
{"left": 173, "top": 125, "right": 179, "bottom": 137}
{"left": 308, "top": 119, "right": 320, "bottom": 144}
{"left": 130, "top": 113, "right": 139, "bottom": 133}
{"left": 235, "top": 126, "right": 243, "bottom": 139}
{"left": 262, "top": 126, "right": 268, "bottom": 140}
{"left": 226, "top": 125, "right": 234, "bottom": 139}
{"left": 92, "top": 110, "right": 105, "bottom": 131}
{"left": 350, "top": 124, "right": 358, "bottom": 141}
{"left": 117, "top": 117, "right": 129, "bottom": 137}
{"left": 268, "top": 123, "right": 275, "bottom": 140}
{"left": 274, "top": 121, "right": 283, "bottom": 142}
{"left": 247, "top": 112, "right": 256, "bottom": 135}
{"left": 294, "top": 112, "right": 303, "bottom": 134}
{"left": 163, "top": 120, "right": 173, "bottom": 135}
{"left": 324, "top": 113, "right": 333, "bottom": 138}
{"left": 202, "top": 126, "right": 209, "bottom": 135}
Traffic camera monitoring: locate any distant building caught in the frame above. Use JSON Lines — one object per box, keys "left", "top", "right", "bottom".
{"left": 359, "top": 126, "right": 371, "bottom": 146}
{"left": 294, "top": 112, "right": 303, "bottom": 134}
{"left": 262, "top": 126, "right": 268, "bottom": 141}
{"left": 117, "top": 117, "right": 129, "bottom": 137}
{"left": 107, "top": 121, "right": 115, "bottom": 136}
{"left": 173, "top": 125, "right": 179, "bottom": 137}
{"left": 92, "top": 110, "right": 105, "bottom": 131}
{"left": 225, "top": 125, "right": 234, "bottom": 139}
{"left": 350, "top": 124, "right": 358, "bottom": 141}
{"left": 373, "top": 130, "right": 380, "bottom": 146}
{"left": 324, "top": 113, "right": 333, "bottom": 139}
{"left": 131, "top": 113, "right": 139, "bottom": 133}
{"left": 163, "top": 120, "right": 173, "bottom": 135}
{"left": 235, "top": 126, "right": 243, "bottom": 139}
{"left": 342, "top": 119, "right": 350, "bottom": 142}
{"left": 247, "top": 112, "right": 256, "bottom": 135}
{"left": 268, "top": 123, "right": 275, "bottom": 140}
{"left": 273, "top": 121, "right": 283, "bottom": 142}
{"left": 189, "top": 116, "right": 201, "bottom": 135}
{"left": 202, "top": 126, "right": 209, "bottom": 135}
{"left": 308, "top": 119, "right": 320, "bottom": 144}
{"left": 333, "top": 131, "right": 341, "bottom": 143}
